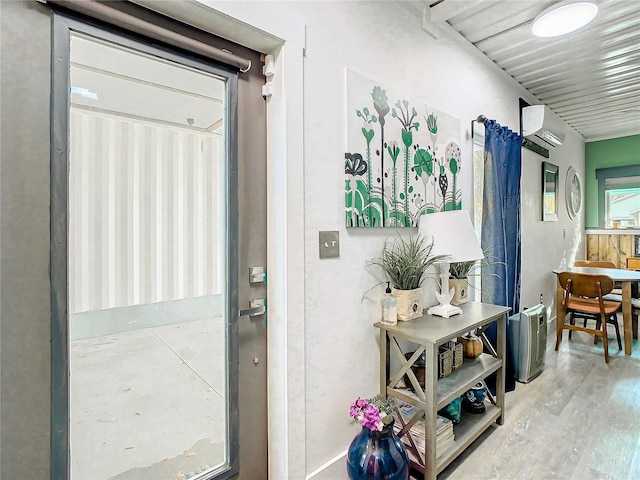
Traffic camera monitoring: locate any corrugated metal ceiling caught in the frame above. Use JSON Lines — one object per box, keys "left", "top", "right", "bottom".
{"left": 406, "top": 0, "right": 640, "bottom": 142}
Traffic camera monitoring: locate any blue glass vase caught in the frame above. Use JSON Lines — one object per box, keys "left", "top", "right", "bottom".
{"left": 346, "top": 420, "right": 409, "bottom": 480}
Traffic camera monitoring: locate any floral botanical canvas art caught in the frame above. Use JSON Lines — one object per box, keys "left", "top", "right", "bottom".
{"left": 345, "top": 70, "right": 462, "bottom": 227}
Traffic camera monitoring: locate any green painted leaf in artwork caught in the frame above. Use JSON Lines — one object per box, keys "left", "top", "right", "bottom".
{"left": 449, "top": 157, "right": 459, "bottom": 174}
{"left": 401, "top": 129, "right": 413, "bottom": 148}
{"left": 387, "top": 142, "right": 400, "bottom": 164}
{"left": 444, "top": 200, "right": 461, "bottom": 212}
{"left": 354, "top": 179, "right": 369, "bottom": 209}
{"left": 362, "top": 128, "right": 375, "bottom": 145}
{"left": 426, "top": 113, "right": 438, "bottom": 134}
{"left": 408, "top": 186, "right": 414, "bottom": 193}
{"left": 413, "top": 148, "right": 433, "bottom": 177}
{"left": 364, "top": 194, "right": 386, "bottom": 227}
{"left": 400, "top": 193, "right": 405, "bottom": 200}
{"left": 345, "top": 179, "right": 370, "bottom": 218}
{"left": 345, "top": 180, "right": 353, "bottom": 208}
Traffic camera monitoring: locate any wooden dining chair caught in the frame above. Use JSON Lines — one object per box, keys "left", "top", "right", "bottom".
{"left": 626, "top": 257, "right": 640, "bottom": 271}
{"left": 556, "top": 272, "right": 622, "bottom": 363}
{"left": 574, "top": 260, "right": 617, "bottom": 269}
{"left": 570, "top": 261, "right": 619, "bottom": 338}
{"left": 574, "top": 260, "right": 623, "bottom": 297}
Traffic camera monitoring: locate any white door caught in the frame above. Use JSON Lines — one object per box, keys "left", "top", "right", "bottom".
{"left": 51, "top": 12, "right": 267, "bottom": 480}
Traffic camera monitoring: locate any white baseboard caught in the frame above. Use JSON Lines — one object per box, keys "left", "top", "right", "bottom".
{"left": 305, "top": 450, "right": 348, "bottom": 480}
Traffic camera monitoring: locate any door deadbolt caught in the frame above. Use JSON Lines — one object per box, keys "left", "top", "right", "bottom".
{"left": 249, "top": 266, "right": 266, "bottom": 284}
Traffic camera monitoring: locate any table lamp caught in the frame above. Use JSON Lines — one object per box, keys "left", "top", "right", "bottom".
{"left": 418, "top": 210, "right": 484, "bottom": 318}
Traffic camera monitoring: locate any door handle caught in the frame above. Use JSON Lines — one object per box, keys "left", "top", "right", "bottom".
{"left": 239, "top": 298, "right": 265, "bottom": 317}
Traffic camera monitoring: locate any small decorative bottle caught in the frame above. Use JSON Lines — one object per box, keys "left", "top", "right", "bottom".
{"left": 381, "top": 282, "right": 397, "bottom": 326}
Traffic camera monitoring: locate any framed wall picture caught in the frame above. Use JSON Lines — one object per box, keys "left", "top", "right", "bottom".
{"left": 542, "top": 161, "right": 559, "bottom": 221}
{"left": 344, "top": 70, "right": 463, "bottom": 228}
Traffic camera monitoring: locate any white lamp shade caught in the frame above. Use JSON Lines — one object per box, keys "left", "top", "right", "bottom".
{"left": 418, "top": 210, "right": 484, "bottom": 263}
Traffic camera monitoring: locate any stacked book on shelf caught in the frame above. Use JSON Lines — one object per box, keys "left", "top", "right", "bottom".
{"left": 394, "top": 402, "right": 455, "bottom": 461}
{"left": 435, "top": 415, "right": 455, "bottom": 458}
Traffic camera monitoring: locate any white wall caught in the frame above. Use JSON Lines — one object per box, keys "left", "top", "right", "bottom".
{"left": 160, "top": 1, "right": 587, "bottom": 478}
{"left": 520, "top": 135, "right": 586, "bottom": 320}
{"left": 284, "top": 1, "right": 585, "bottom": 476}
{"left": 0, "top": 0, "right": 587, "bottom": 478}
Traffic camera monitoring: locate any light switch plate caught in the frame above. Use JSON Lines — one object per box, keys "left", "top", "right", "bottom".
{"left": 319, "top": 231, "right": 340, "bottom": 258}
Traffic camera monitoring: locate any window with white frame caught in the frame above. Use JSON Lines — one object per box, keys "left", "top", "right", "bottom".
{"left": 596, "top": 166, "right": 640, "bottom": 228}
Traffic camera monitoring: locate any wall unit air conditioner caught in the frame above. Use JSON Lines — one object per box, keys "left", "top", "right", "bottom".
{"left": 522, "top": 105, "right": 565, "bottom": 147}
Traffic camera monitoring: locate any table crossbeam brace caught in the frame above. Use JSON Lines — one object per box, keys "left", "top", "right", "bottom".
{"left": 394, "top": 406, "right": 426, "bottom": 467}
{"left": 388, "top": 337, "right": 426, "bottom": 402}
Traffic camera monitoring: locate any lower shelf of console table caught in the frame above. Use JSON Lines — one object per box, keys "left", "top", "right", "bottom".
{"left": 402, "top": 403, "right": 502, "bottom": 475}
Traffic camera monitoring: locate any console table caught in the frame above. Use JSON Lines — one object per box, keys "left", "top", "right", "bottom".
{"left": 374, "top": 302, "right": 509, "bottom": 479}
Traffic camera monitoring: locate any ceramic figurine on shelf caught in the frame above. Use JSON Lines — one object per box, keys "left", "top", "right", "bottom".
{"left": 458, "top": 331, "right": 483, "bottom": 358}
{"left": 462, "top": 381, "right": 487, "bottom": 414}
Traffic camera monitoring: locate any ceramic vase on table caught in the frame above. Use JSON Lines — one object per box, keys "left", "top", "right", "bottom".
{"left": 346, "top": 420, "right": 409, "bottom": 480}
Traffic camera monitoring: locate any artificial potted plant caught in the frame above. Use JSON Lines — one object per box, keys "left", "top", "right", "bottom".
{"left": 448, "top": 248, "right": 503, "bottom": 305}
{"left": 368, "top": 234, "right": 448, "bottom": 321}
{"left": 449, "top": 259, "right": 478, "bottom": 305}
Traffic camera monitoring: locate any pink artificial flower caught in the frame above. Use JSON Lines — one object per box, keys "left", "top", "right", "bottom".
{"left": 349, "top": 396, "right": 389, "bottom": 432}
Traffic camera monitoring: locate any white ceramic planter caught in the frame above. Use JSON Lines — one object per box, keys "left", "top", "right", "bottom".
{"left": 392, "top": 287, "right": 423, "bottom": 321}
{"left": 450, "top": 279, "right": 469, "bottom": 305}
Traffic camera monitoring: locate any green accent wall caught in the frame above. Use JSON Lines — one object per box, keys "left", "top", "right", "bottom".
{"left": 584, "top": 134, "right": 640, "bottom": 228}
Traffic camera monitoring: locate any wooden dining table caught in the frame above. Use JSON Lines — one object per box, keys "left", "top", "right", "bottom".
{"left": 553, "top": 266, "right": 640, "bottom": 355}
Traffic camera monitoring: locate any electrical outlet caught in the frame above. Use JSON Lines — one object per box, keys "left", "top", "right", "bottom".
{"left": 319, "top": 231, "right": 340, "bottom": 258}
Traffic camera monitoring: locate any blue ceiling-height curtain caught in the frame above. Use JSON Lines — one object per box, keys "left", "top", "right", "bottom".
{"left": 481, "top": 119, "right": 522, "bottom": 311}
{"left": 480, "top": 119, "right": 522, "bottom": 393}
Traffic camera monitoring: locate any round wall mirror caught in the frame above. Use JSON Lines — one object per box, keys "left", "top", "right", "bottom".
{"left": 565, "top": 166, "right": 582, "bottom": 219}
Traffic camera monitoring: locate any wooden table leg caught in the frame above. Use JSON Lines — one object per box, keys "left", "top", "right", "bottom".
{"left": 622, "top": 281, "right": 632, "bottom": 355}
{"left": 555, "top": 276, "right": 563, "bottom": 349}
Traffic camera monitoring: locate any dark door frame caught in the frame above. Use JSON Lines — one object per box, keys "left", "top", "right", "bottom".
{"left": 50, "top": 11, "right": 240, "bottom": 479}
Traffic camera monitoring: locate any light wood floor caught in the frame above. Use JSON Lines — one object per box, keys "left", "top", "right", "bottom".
{"left": 435, "top": 316, "right": 640, "bottom": 480}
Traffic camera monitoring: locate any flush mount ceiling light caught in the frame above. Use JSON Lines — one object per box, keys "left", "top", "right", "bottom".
{"left": 532, "top": 0, "right": 598, "bottom": 38}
